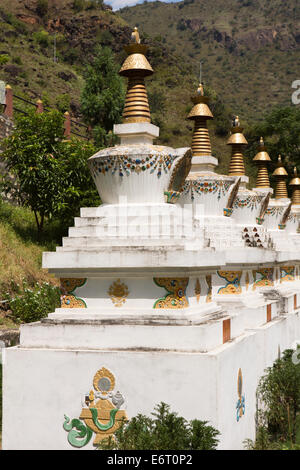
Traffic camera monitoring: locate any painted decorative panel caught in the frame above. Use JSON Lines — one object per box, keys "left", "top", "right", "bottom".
{"left": 217, "top": 271, "right": 242, "bottom": 295}
{"left": 153, "top": 278, "right": 189, "bottom": 309}
{"left": 280, "top": 266, "right": 295, "bottom": 283}
{"left": 60, "top": 278, "right": 87, "bottom": 308}
{"left": 63, "top": 367, "right": 127, "bottom": 448}
{"left": 252, "top": 268, "right": 274, "bottom": 291}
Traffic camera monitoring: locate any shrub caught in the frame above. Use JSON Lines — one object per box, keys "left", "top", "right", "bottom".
{"left": 55, "top": 93, "right": 71, "bottom": 113}
{"left": 73, "top": 0, "right": 85, "bottom": 12}
{"left": 6, "top": 282, "right": 60, "bottom": 324}
{"left": 99, "top": 402, "right": 220, "bottom": 450}
{"left": 33, "top": 29, "right": 50, "bottom": 48}
{"left": 0, "top": 54, "right": 9, "bottom": 66}
{"left": 36, "top": 0, "right": 48, "bottom": 17}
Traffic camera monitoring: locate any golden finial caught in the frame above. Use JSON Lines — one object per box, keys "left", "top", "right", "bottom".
{"left": 253, "top": 137, "right": 271, "bottom": 188}
{"left": 227, "top": 115, "right": 248, "bottom": 176}
{"left": 232, "top": 115, "right": 240, "bottom": 127}
{"left": 197, "top": 83, "right": 204, "bottom": 96}
{"left": 289, "top": 166, "right": 300, "bottom": 205}
{"left": 273, "top": 155, "right": 288, "bottom": 199}
{"left": 119, "top": 28, "right": 153, "bottom": 124}
{"left": 187, "top": 83, "right": 213, "bottom": 157}
{"left": 131, "top": 26, "right": 140, "bottom": 44}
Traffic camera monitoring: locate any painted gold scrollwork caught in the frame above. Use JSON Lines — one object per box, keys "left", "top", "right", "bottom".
{"left": 217, "top": 271, "right": 242, "bottom": 295}
{"left": 153, "top": 278, "right": 189, "bottom": 309}
{"left": 252, "top": 268, "right": 274, "bottom": 291}
{"left": 60, "top": 278, "right": 87, "bottom": 308}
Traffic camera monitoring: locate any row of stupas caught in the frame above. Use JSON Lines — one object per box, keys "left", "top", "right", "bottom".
{"left": 3, "top": 27, "right": 300, "bottom": 452}
{"left": 117, "top": 27, "right": 300, "bottom": 232}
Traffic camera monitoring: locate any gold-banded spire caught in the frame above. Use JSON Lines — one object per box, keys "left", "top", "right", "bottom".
{"left": 272, "top": 155, "right": 288, "bottom": 199}
{"left": 289, "top": 167, "right": 300, "bottom": 205}
{"left": 119, "top": 27, "right": 153, "bottom": 124}
{"left": 253, "top": 137, "right": 271, "bottom": 187}
{"left": 187, "top": 83, "right": 213, "bottom": 157}
{"left": 227, "top": 116, "right": 248, "bottom": 176}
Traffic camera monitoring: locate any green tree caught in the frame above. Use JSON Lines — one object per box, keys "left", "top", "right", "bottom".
{"left": 80, "top": 45, "right": 125, "bottom": 147}
{"left": 99, "top": 402, "right": 220, "bottom": 450}
{"left": 246, "top": 106, "right": 300, "bottom": 173}
{"left": 253, "top": 348, "right": 300, "bottom": 446}
{"left": 1, "top": 110, "right": 99, "bottom": 236}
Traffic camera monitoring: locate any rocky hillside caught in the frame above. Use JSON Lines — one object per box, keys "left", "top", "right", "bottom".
{"left": 121, "top": 0, "right": 300, "bottom": 123}
{"left": 0, "top": 0, "right": 131, "bottom": 117}
{"left": 0, "top": 0, "right": 238, "bottom": 173}
{"left": 2, "top": 0, "right": 298, "bottom": 174}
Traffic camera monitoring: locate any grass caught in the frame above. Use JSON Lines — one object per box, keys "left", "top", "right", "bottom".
{"left": 0, "top": 201, "right": 61, "bottom": 329}
{"left": 0, "top": 363, "right": 2, "bottom": 448}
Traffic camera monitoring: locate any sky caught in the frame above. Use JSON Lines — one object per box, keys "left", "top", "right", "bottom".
{"left": 106, "top": 0, "right": 181, "bottom": 11}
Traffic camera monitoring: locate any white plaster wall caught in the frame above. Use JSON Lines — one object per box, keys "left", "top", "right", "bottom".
{"left": 3, "top": 310, "right": 300, "bottom": 451}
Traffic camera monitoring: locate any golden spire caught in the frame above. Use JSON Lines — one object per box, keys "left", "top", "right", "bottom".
{"left": 253, "top": 137, "right": 271, "bottom": 187}
{"left": 119, "top": 27, "right": 153, "bottom": 124}
{"left": 272, "top": 155, "right": 288, "bottom": 199}
{"left": 289, "top": 167, "right": 300, "bottom": 205}
{"left": 187, "top": 83, "right": 213, "bottom": 156}
{"left": 227, "top": 116, "right": 248, "bottom": 176}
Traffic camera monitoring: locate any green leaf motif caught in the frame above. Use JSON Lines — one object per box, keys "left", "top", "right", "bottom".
{"left": 90, "top": 407, "right": 118, "bottom": 431}
{"left": 63, "top": 415, "right": 93, "bottom": 448}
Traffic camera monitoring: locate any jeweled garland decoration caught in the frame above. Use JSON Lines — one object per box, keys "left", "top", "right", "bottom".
{"left": 265, "top": 207, "right": 284, "bottom": 217}
{"left": 153, "top": 278, "right": 189, "bottom": 309}
{"left": 90, "top": 153, "right": 177, "bottom": 179}
{"left": 233, "top": 194, "right": 264, "bottom": 211}
{"left": 182, "top": 180, "right": 231, "bottom": 201}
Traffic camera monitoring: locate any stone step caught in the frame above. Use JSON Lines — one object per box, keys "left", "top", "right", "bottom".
{"left": 68, "top": 224, "right": 201, "bottom": 238}
{"left": 61, "top": 236, "right": 205, "bottom": 248}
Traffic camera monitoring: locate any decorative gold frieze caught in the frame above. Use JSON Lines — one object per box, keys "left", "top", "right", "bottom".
{"left": 206, "top": 275, "right": 212, "bottom": 303}
{"left": 108, "top": 279, "right": 129, "bottom": 307}
{"left": 195, "top": 278, "right": 201, "bottom": 303}
{"left": 60, "top": 278, "right": 87, "bottom": 308}
{"left": 236, "top": 368, "right": 245, "bottom": 422}
{"left": 245, "top": 271, "right": 249, "bottom": 291}
{"left": 153, "top": 278, "right": 189, "bottom": 309}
